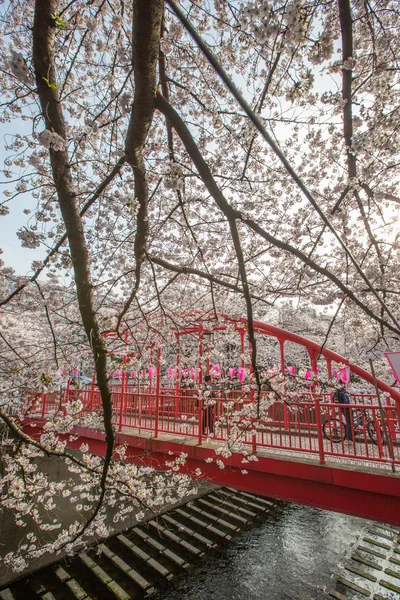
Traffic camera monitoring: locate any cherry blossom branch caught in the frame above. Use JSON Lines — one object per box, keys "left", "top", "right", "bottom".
{"left": 155, "top": 92, "right": 400, "bottom": 337}
{"left": 0, "top": 156, "right": 125, "bottom": 307}
{"left": 34, "top": 280, "right": 59, "bottom": 369}
{"left": 148, "top": 254, "right": 273, "bottom": 305}
{"left": 167, "top": 0, "right": 400, "bottom": 332}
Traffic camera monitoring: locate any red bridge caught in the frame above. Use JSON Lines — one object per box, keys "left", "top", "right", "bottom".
{"left": 23, "top": 315, "right": 400, "bottom": 526}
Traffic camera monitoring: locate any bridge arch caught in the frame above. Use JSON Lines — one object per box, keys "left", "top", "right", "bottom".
{"left": 163, "top": 313, "right": 400, "bottom": 408}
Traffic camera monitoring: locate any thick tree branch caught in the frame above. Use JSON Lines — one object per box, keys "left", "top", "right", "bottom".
{"left": 338, "top": 0, "right": 357, "bottom": 180}
{"left": 32, "top": 0, "right": 113, "bottom": 493}
{"left": 120, "top": 0, "right": 164, "bottom": 328}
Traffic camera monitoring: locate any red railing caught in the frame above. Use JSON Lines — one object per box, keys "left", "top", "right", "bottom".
{"left": 22, "top": 387, "right": 400, "bottom": 467}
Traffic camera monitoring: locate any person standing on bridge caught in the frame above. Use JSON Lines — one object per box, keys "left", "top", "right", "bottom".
{"left": 334, "top": 381, "right": 353, "bottom": 442}
{"left": 201, "top": 374, "right": 215, "bottom": 435}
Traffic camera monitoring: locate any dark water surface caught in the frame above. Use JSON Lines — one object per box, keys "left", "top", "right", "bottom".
{"left": 159, "top": 503, "right": 369, "bottom": 600}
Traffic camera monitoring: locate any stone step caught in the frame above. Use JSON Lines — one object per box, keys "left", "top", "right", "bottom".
{"left": 99, "top": 543, "right": 154, "bottom": 592}
{"left": 327, "top": 590, "right": 348, "bottom": 600}
{"left": 336, "top": 575, "right": 371, "bottom": 596}
{"left": 228, "top": 489, "right": 275, "bottom": 507}
{"left": 363, "top": 537, "right": 391, "bottom": 551}
{"left": 207, "top": 493, "right": 256, "bottom": 518}
{"left": 357, "top": 545, "right": 387, "bottom": 559}
{"left": 79, "top": 551, "right": 130, "bottom": 600}
{"left": 197, "top": 497, "right": 248, "bottom": 524}
{"left": 0, "top": 590, "right": 15, "bottom": 600}
{"left": 133, "top": 527, "right": 189, "bottom": 567}
{"left": 148, "top": 519, "right": 203, "bottom": 556}
{"left": 225, "top": 490, "right": 272, "bottom": 512}
{"left": 217, "top": 490, "right": 259, "bottom": 517}
{"left": 188, "top": 502, "right": 239, "bottom": 531}
{"left": 53, "top": 564, "right": 91, "bottom": 600}
{"left": 174, "top": 507, "right": 231, "bottom": 540}
{"left": 384, "top": 567, "right": 400, "bottom": 580}
{"left": 41, "top": 594, "right": 57, "bottom": 600}
{"left": 345, "top": 563, "right": 377, "bottom": 583}
{"left": 379, "top": 579, "right": 400, "bottom": 594}
{"left": 351, "top": 554, "right": 383, "bottom": 571}
{"left": 162, "top": 514, "right": 216, "bottom": 547}
{"left": 116, "top": 534, "right": 173, "bottom": 580}
{"left": 368, "top": 528, "right": 396, "bottom": 541}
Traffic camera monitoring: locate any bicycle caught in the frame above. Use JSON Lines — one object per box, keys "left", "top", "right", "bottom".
{"left": 322, "top": 407, "right": 383, "bottom": 445}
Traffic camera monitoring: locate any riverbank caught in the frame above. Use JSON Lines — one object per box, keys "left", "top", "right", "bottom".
{"left": 0, "top": 453, "right": 215, "bottom": 588}
{"left": 0, "top": 487, "right": 277, "bottom": 599}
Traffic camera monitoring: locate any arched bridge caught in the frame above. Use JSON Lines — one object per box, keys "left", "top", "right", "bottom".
{"left": 23, "top": 314, "right": 400, "bottom": 525}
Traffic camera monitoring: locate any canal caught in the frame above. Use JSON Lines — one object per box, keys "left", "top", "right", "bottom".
{"left": 158, "top": 502, "right": 369, "bottom": 600}
{"left": 1, "top": 488, "right": 374, "bottom": 599}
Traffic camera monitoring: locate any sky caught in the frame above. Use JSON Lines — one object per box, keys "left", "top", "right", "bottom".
{"left": 0, "top": 119, "right": 46, "bottom": 275}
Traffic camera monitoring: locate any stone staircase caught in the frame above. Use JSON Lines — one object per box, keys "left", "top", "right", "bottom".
{"left": 326, "top": 523, "right": 400, "bottom": 600}
{"left": 0, "top": 488, "right": 278, "bottom": 600}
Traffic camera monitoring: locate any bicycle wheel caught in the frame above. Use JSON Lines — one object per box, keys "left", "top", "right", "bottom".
{"left": 323, "top": 418, "right": 346, "bottom": 442}
{"left": 367, "top": 420, "right": 384, "bottom": 446}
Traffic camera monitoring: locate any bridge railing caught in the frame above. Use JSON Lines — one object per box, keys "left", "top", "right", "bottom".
{"left": 21, "top": 386, "right": 400, "bottom": 467}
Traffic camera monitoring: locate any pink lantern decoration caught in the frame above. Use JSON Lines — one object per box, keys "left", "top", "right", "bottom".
{"left": 305, "top": 367, "right": 320, "bottom": 387}
{"left": 385, "top": 351, "right": 400, "bottom": 383}
{"left": 167, "top": 368, "right": 173, "bottom": 378}
{"left": 334, "top": 366, "right": 350, "bottom": 383}
{"left": 287, "top": 366, "right": 296, "bottom": 377}
{"left": 211, "top": 364, "right": 220, "bottom": 378}
{"left": 190, "top": 367, "right": 196, "bottom": 381}
{"left": 148, "top": 366, "right": 154, "bottom": 378}
{"left": 238, "top": 367, "right": 245, "bottom": 382}
{"left": 230, "top": 368, "right": 236, "bottom": 379}
{"left": 131, "top": 371, "right": 137, "bottom": 378}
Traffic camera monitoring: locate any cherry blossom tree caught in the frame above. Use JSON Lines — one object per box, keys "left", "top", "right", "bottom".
{"left": 0, "top": 0, "right": 399, "bottom": 572}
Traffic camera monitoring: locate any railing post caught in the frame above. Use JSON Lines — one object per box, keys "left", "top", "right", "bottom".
{"left": 119, "top": 370, "right": 127, "bottom": 432}
{"left": 89, "top": 375, "right": 96, "bottom": 411}
{"left": 385, "top": 396, "right": 397, "bottom": 441}
{"left": 373, "top": 410, "right": 384, "bottom": 459}
{"left": 314, "top": 394, "right": 325, "bottom": 465}
{"left": 252, "top": 424, "right": 257, "bottom": 455}
{"left": 198, "top": 397, "right": 203, "bottom": 445}
{"left": 41, "top": 392, "right": 47, "bottom": 418}
{"left": 154, "top": 347, "right": 161, "bottom": 438}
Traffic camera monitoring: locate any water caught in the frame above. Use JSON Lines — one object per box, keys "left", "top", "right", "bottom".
{"left": 159, "top": 503, "right": 369, "bottom": 600}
